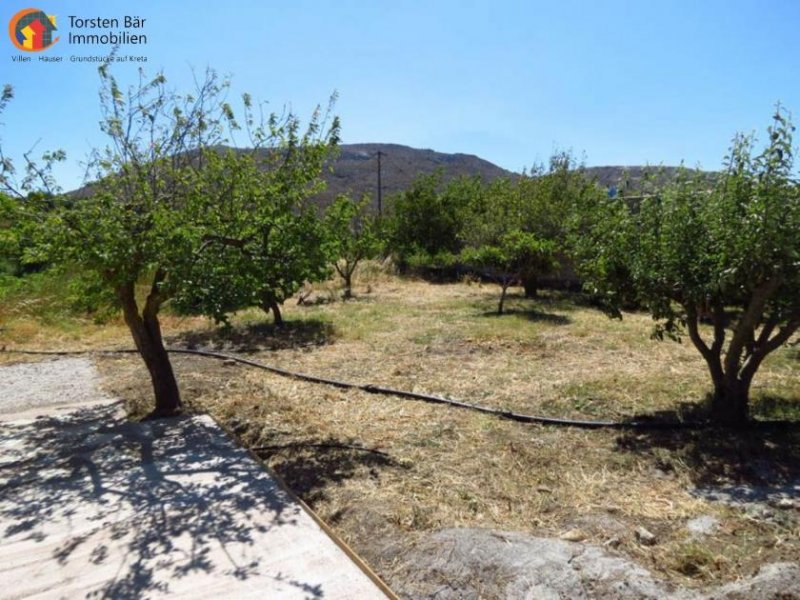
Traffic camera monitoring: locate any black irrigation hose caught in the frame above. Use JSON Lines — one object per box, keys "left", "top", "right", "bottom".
{"left": 0, "top": 346, "right": 778, "bottom": 431}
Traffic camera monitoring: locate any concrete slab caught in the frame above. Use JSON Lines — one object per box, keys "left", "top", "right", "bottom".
{"left": 0, "top": 360, "right": 391, "bottom": 599}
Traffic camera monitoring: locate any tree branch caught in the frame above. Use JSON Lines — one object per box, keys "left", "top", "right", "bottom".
{"left": 724, "top": 277, "right": 781, "bottom": 377}
{"left": 710, "top": 297, "right": 726, "bottom": 355}
{"left": 740, "top": 317, "right": 800, "bottom": 383}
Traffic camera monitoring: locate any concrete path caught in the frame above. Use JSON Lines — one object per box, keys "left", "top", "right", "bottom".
{"left": 0, "top": 359, "right": 390, "bottom": 599}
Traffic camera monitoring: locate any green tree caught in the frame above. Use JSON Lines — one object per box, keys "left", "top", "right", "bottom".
{"left": 13, "top": 68, "right": 337, "bottom": 417}
{"left": 387, "top": 172, "right": 478, "bottom": 263}
{"left": 516, "top": 152, "right": 599, "bottom": 296}
{"left": 573, "top": 109, "right": 800, "bottom": 425}
{"left": 324, "top": 194, "right": 382, "bottom": 299}
{"left": 0, "top": 85, "right": 64, "bottom": 277}
{"left": 461, "top": 230, "right": 556, "bottom": 315}
{"left": 171, "top": 131, "right": 336, "bottom": 326}
{"left": 462, "top": 151, "right": 598, "bottom": 297}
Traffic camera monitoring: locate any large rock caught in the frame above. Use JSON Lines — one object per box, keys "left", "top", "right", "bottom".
{"left": 392, "top": 528, "right": 689, "bottom": 600}
{"left": 705, "top": 562, "right": 800, "bottom": 600}
{"left": 391, "top": 528, "right": 800, "bottom": 600}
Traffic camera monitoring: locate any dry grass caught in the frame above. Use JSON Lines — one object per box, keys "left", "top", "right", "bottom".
{"left": 3, "top": 266, "right": 799, "bottom": 590}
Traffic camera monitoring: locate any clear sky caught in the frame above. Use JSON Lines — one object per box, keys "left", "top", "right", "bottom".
{"left": 2, "top": 0, "right": 799, "bottom": 190}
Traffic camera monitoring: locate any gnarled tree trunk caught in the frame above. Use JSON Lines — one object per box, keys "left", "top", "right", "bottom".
{"left": 118, "top": 277, "right": 182, "bottom": 418}
{"left": 685, "top": 287, "right": 800, "bottom": 426}
{"left": 336, "top": 260, "right": 356, "bottom": 300}
{"left": 710, "top": 376, "right": 751, "bottom": 425}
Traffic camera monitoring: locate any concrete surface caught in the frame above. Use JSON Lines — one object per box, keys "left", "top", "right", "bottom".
{"left": 0, "top": 358, "right": 115, "bottom": 415}
{"left": 0, "top": 359, "right": 389, "bottom": 599}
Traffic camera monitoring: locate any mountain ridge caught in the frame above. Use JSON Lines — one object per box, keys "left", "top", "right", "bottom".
{"left": 68, "top": 142, "right": 709, "bottom": 206}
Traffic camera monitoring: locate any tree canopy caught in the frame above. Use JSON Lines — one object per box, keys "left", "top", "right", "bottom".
{"left": 324, "top": 194, "right": 383, "bottom": 299}
{"left": 3, "top": 68, "right": 338, "bottom": 417}
{"left": 573, "top": 108, "right": 800, "bottom": 424}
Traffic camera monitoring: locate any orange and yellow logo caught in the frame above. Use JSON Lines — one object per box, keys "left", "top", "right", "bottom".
{"left": 9, "top": 8, "right": 59, "bottom": 51}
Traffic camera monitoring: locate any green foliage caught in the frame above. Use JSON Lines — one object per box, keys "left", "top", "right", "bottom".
{"left": 0, "top": 268, "right": 116, "bottom": 324}
{"left": 387, "top": 171, "right": 477, "bottom": 262}
{"left": 573, "top": 107, "right": 800, "bottom": 423}
{"left": 2, "top": 68, "right": 339, "bottom": 414}
{"left": 34, "top": 69, "right": 339, "bottom": 321}
{"left": 461, "top": 230, "right": 557, "bottom": 314}
{"left": 386, "top": 151, "right": 600, "bottom": 296}
{"left": 462, "top": 151, "right": 598, "bottom": 250}
{"left": 406, "top": 250, "right": 459, "bottom": 270}
{"left": 324, "top": 194, "right": 382, "bottom": 298}
{"left": 462, "top": 230, "right": 556, "bottom": 278}
{"left": 171, "top": 147, "right": 335, "bottom": 323}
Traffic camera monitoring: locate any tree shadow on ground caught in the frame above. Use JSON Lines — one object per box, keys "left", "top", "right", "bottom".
{"left": 169, "top": 318, "right": 336, "bottom": 353}
{"left": 0, "top": 404, "right": 340, "bottom": 598}
{"left": 615, "top": 401, "right": 800, "bottom": 491}
{"left": 298, "top": 291, "right": 377, "bottom": 306}
{"left": 751, "top": 395, "right": 800, "bottom": 422}
{"left": 254, "top": 437, "right": 410, "bottom": 506}
{"left": 478, "top": 308, "right": 571, "bottom": 325}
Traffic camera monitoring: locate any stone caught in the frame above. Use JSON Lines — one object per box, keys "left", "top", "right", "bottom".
{"left": 704, "top": 562, "right": 800, "bottom": 599}
{"left": 686, "top": 515, "right": 720, "bottom": 537}
{"left": 390, "top": 528, "right": 800, "bottom": 600}
{"left": 772, "top": 498, "right": 795, "bottom": 510}
{"left": 392, "top": 528, "right": 686, "bottom": 599}
{"left": 635, "top": 527, "right": 657, "bottom": 546}
{"left": 559, "top": 529, "right": 588, "bottom": 542}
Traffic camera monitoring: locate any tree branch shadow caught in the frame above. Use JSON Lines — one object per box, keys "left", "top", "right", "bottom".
{"left": 0, "top": 404, "right": 334, "bottom": 598}
{"left": 255, "top": 436, "right": 410, "bottom": 506}
{"left": 478, "top": 308, "right": 571, "bottom": 325}
{"left": 614, "top": 401, "right": 800, "bottom": 491}
{"left": 169, "top": 318, "right": 336, "bottom": 353}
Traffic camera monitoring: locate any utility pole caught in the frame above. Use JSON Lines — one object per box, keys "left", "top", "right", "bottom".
{"left": 376, "top": 150, "right": 383, "bottom": 216}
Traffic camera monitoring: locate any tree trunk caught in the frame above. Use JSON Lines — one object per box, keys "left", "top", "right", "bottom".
{"left": 119, "top": 284, "right": 182, "bottom": 418}
{"left": 522, "top": 276, "right": 538, "bottom": 298}
{"left": 498, "top": 284, "right": 509, "bottom": 315}
{"left": 343, "top": 271, "right": 353, "bottom": 300}
{"left": 270, "top": 299, "right": 283, "bottom": 326}
{"left": 709, "top": 375, "right": 751, "bottom": 426}
{"left": 261, "top": 295, "right": 284, "bottom": 326}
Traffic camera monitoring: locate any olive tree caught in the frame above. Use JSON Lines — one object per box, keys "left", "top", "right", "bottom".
{"left": 573, "top": 109, "right": 800, "bottom": 425}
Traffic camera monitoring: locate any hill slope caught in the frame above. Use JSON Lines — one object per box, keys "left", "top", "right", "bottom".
{"left": 69, "top": 143, "right": 710, "bottom": 206}
{"left": 320, "top": 146, "right": 709, "bottom": 207}
{"left": 320, "top": 143, "right": 512, "bottom": 207}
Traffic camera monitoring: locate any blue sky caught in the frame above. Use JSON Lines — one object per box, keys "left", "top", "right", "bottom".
{"left": 2, "top": 0, "right": 799, "bottom": 190}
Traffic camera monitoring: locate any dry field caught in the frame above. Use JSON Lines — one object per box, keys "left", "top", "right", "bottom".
{"left": 2, "top": 266, "right": 799, "bottom": 591}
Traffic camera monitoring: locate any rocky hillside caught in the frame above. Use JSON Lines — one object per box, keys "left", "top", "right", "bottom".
{"left": 319, "top": 143, "right": 512, "bottom": 207}
{"left": 318, "top": 146, "right": 712, "bottom": 207}
{"left": 69, "top": 143, "right": 712, "bottom": 206}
